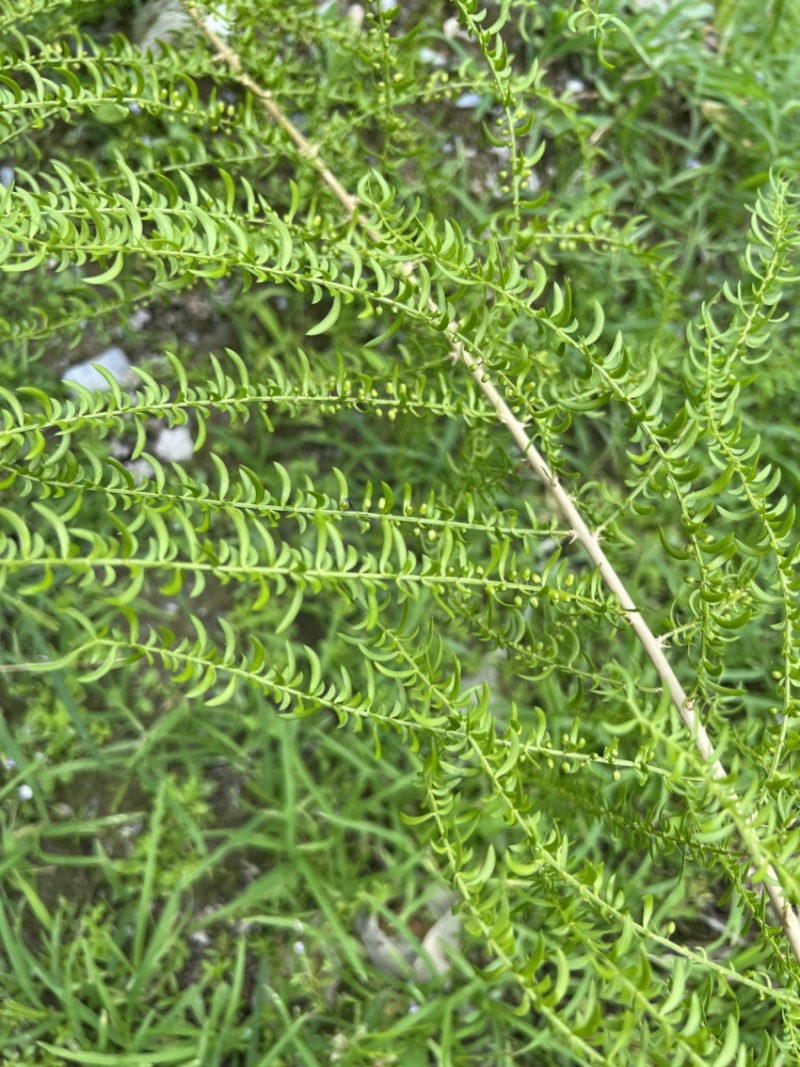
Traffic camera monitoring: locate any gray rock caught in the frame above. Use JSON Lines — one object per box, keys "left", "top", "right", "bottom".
{"left": 346, "top": 3, "right": 364, "bottom": 30}
{"left": 133, "top": 0, "right": 191, "bottom": 51}
{"left": 134, "top": 0, "right": 230, "bottom": 52}
{"left": 443, "top": 17, "right": 466, "bottom": 40}
{"left": 62, "top": 346, "right": 131, "bottom": 393}
{"left": 356, "top": 914, "right": 415, "bottom": 979}
{"left": 124, "top": 458, "right": 153, "bottom": 485}
{"left": 414, "top": 909, "right": 460, "bottom": 980}
{"left": 418, "top": 47, "right": 446, "bottom": 67}
{"left": 154, "top": 425, "right": 194, "bottom": 463}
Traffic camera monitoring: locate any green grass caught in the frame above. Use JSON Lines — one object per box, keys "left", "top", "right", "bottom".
{"left": 3, "top": 0, "right": 800, "bottom": 1063}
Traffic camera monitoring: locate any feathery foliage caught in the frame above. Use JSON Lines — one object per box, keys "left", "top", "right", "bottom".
{"left": 2, "top": 0, "right": 800, "bottom": 1063}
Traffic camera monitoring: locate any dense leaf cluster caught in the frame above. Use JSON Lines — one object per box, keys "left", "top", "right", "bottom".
{"left": 2, "top": 0, "right": 800, "bottom": 1063}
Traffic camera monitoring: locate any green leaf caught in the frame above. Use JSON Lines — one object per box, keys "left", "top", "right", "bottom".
{"left": 85, "top": 251, "right": 125, "bottom": 285}
{"left": 306, "top": 294, "right": 342, "bottom": 336}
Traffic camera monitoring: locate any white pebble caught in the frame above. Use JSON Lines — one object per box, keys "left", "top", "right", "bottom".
{"left": 136, "top": 0, "right": 191, "bottom": 52}
{"left": 418, "top": 47, "right": 446, "bottom": 66}
{"left": 127, "top": 307, "right": 151, "bottom": 331}
{"left": 62, "top": 346, "right": 131, "bottom": 393}
{"left": 124, "top": 457, "right": 154, "bottom": 485}
{"left": 18, "top": 784, "right": 33, "bottom": 801}
{"left": 443, "top": 17, "right": 462, "bottom": 39}
{"left": 455, "top": 93, "right": 482, "bottom": 110}
{"left": 205, "top": 2, "right": 232, "bottom": 38}
{"left": 153, "top": 425, "right": 194, "bottom": 463}
{"left": 0, "top": 166, "right": 14, "bottom": 188}
{"left": 564, "top": 78, "right": 586, "bottom": 95}
{"left": 414, "top": 909, "right": 461, "bottom": 981}
{"left": 347, "top": 4, "right": 364, "bottom": 30}
{"left": 292, "top": 941, "right": 305, "bottom": 955}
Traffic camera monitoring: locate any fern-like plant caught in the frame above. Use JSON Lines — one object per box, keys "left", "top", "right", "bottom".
{"left": 2, "top": 0, "right": 800, "bottom": 1063}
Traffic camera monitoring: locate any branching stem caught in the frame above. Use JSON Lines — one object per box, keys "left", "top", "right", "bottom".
{"left": 183, "top": 1, "right": 800, "bottom": 969}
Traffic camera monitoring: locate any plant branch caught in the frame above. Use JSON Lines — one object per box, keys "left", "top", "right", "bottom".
{"left": 183, "top": 1, "right": 800, "bottom": 969}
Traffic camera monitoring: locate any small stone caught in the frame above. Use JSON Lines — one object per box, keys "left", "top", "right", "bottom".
{"left": 134, "top": 1, "right": 229, "bottom": 51}
{"left": 18, "top": 784, "right": 33, "bottom": 802}
{"left": 347, "top": 3, "right": 364, "bottom": 29}
{"left": 526, "top": 171, "right": 542, "bottom": 194}
{"left": 357, "top": 914, "right": 414, "bottom": 979}
{"left": 62, "top": 346, "right": 131, "bottom": 393}
{"left": 108, "top": 440, "right": 130, "bottom": 460}
{"left": 205, "top": 2, "right": 232, "bottom": 38}
{"left": 443, "top": 16, "right": 463, "bottom": 39}
{"left": 418, "top": 47, "right": 446, "bottom": 66}
{"left": 414, "top": 909, "right": 460, "bottom": 980}
{"left": 125, "top": 458, "right": 154, "bottom": 485}
{"left": 455, "top": 92, "right": 482, "bottom": 110}
{"left": 134, "top": 0, "right": 191, "bottom": 51}
{"left": 127, "top": 307, "right": 151, "bottom": 331}
{"left": 153, "top": 425, "right": 194, "bottom": 463}
{"left": 564, "top": 78, "right": 586, "bottom": 95}
{"left": 0, "top": 166, "right": 13, "bottom": 188}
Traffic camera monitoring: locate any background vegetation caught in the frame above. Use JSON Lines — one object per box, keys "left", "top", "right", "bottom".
{"left": 2, "top": 0, "right": 800, "bottom": 1063}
